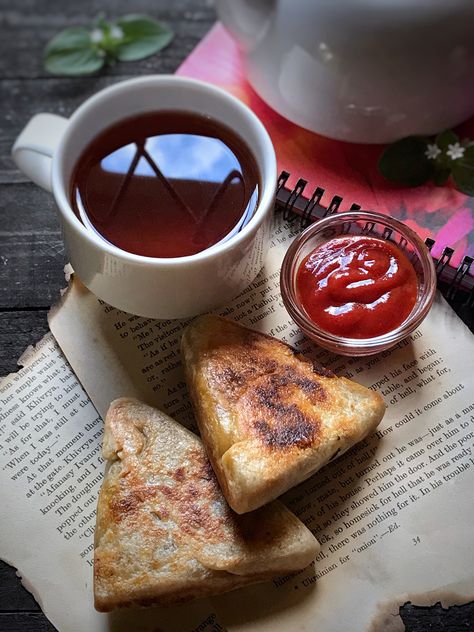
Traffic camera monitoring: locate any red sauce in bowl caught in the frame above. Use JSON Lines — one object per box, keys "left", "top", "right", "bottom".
{"left": 296, "top": 236, "right": 418, "bottom": 338}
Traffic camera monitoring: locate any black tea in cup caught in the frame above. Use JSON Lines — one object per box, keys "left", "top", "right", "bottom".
{"left": 70, "top": 111, "right": 260, "bottom": 258}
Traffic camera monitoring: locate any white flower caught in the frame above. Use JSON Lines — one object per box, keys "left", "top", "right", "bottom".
{"left": 110, "top": 25, "right": 124, "bottom": 40}
{"left": 425, "top": 143, "right": 441, "bottom": 160}
{"left": 446, "top": 142, "right": 465, "bottom": 160}
{"left": 90, "top": 28, "right": 104, "bottom": 44}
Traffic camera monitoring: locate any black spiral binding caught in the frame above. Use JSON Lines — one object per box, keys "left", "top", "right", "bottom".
{"left": 275, "top": 171, "right": 474, "bottom": 326}
{"left": 425, "top": 239, "right": 474, "bottom": 307}
{"left": 276, "top": 172, "right": 361, "bottom": 227}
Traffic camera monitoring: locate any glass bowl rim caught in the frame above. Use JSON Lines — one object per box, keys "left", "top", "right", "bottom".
{"left": 280, "top": 210, "right": 437, "bottom": 352}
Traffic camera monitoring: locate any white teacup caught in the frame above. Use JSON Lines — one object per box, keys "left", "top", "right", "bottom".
{"left": 12, "top": 76, "right": 277, "bottom": 319}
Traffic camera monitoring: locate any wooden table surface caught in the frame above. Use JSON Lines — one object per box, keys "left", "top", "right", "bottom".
{"left": 0, "top": 1, "right": 473, "bottom": 630}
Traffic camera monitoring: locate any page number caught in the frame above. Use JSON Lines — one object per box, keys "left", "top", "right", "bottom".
{"left": 412, "top": 536, "right": 421, "bottom": 546}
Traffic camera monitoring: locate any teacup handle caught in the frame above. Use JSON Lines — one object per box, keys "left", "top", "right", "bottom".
{"left": 12, "top": 113, "right": 69, "bottom": 192}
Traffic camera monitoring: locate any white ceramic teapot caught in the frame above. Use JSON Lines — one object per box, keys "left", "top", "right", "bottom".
{"left": 215, "top": 0, "right": 474, "bottom": 143}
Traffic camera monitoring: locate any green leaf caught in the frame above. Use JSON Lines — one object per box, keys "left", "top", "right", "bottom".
{"left": 94, "top": 14, "right": 108, "bottom": 31}
{"left": 44, "top": 27, "right": 104, "bottom": 75}
{"left": 115, "top": 15, "right": 173, "bottom": 61}
{"left": 379, "top": 137, "right": 433, "bottom": 187}
{"left": 43, "top": 15, "right": 173, "bottom": 75}
{"left": 451, "top": 145, "right": 474, "bottom": 196}
{"left": 435, "top": 130, "right": 459, "bottom": 150}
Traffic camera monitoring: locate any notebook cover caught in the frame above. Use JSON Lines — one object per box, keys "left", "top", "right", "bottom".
{"left": 177, "top": 23, "right": 474, "bottom": 268}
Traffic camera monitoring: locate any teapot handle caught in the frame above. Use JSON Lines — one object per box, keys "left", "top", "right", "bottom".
{"left": 12, "top": 113, "right": 69, "bottom": 192}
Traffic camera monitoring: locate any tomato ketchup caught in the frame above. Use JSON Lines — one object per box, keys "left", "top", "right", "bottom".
{"left": 296, "top": 236, "right": 418, "bottom": 338}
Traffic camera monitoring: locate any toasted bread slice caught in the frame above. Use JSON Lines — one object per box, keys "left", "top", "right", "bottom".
{"left": 94, "top": 397, "right": 319, "bottom": 612}
{"left": 181, "top": 315, "right": 386, "bottom": 514}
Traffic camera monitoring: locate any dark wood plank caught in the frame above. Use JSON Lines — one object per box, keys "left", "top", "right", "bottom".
{"left": 0, "top": 185, "right": 66, "bottom": 309}
{"left": 0, "top": 0, "right": 214, "bottom": 80}
{"left": 401, "top": 600, "right": 474, "bottom": 631}
{"left": 1, "top": 77, "right": 127, "bottom": 184}
{"left": 0, "top": 310, "right": 50, "bottom": 374}
{"left": 0, "top": 562, "right": 41, "bottom": 611}
{"left": 0, "top": 611, "right": 57, "bottom": 632}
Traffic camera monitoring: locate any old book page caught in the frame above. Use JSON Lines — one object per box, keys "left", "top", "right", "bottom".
{"left": 1, "top": 216, "right": 474, "bottom": 631}
{"left": 0, "top": 334, "right": 218, "bottom": 632}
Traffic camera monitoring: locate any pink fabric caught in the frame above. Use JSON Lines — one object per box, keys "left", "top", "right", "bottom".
{"left": 177, "top": 24, "right": 474, "bottom": 266}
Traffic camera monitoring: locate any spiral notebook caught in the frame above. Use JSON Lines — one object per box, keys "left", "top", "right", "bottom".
{"left": 176, "top": 24, "right": 474, "bottom": 325}
{"left": 273, "top": 171, "right": 474, "bottom": 308}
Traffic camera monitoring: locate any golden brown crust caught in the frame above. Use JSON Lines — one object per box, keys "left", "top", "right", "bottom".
{"left": 181, "top": 315, "right": 386, "bottom": 514}
{"left": 93, "top": 398, "right": 319, "bottom": 612}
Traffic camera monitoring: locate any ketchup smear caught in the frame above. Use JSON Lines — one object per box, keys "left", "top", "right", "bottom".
{"left": 296, "top": 236, "right": 418, "bottom": 338}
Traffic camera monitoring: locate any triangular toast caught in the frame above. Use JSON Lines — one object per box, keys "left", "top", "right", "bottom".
{"left": 181, "top": 315, "right": 386, "bottom": 514}
{"left": 94, "top": 398, "right": 319, "bottom": 612}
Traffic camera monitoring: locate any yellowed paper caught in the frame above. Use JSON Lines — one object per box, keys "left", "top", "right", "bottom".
{"left": 0, "top": 335, "right": 222, "bottom": 631}
{"left": 1, "top": 217, "right": 474, "bottom": 631}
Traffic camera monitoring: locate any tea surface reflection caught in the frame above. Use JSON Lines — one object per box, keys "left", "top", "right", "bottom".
{"left": 71, "top": 111, "right": 259, "bottom": 258}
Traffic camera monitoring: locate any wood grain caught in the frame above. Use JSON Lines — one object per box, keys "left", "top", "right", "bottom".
{"left": 401, "top": 601, "right": 474, "bottom": 632}
{"left": 0, "top": 310, "right": 50, "bottom": 374}
{"left": 0, "top": 613, "right": 57, "bottom": 632}
{"left": 0, "top": 0, "right": 213, "bottom": 80}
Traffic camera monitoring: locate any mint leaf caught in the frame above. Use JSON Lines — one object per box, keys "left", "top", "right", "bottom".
{"left": 43, "top": 15, "right": 174, "bottom": 75}
{"left": 94, "top": 14, "right": 109, "bottom": 31}
{"left": 379, "top": 137, "right": 433, "bottom": 187}
{"left": 116, "top": 15, "right": 173, "bottom": 61}
{"left": 44, "top": 27, "right": 104, "bottom": 75}
{"left": 451, "top": 146, "right": 474, "bottom": 196}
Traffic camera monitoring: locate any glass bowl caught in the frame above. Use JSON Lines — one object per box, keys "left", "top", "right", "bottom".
{"left": 280, "top": 211, "right": 437, "bottom": 356}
